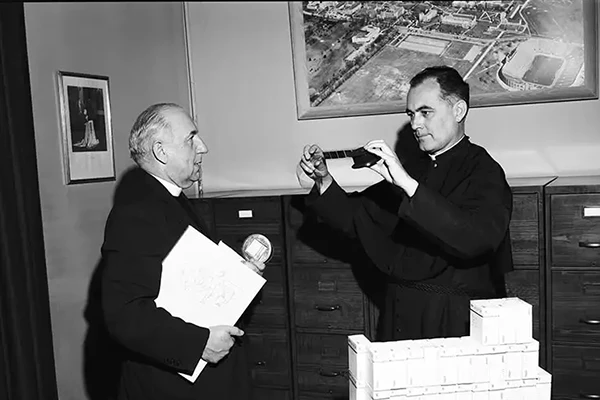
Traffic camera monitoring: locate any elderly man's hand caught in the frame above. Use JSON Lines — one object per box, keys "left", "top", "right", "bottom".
{"left": 242, "top": 260, "right": 265, "bottom": 276}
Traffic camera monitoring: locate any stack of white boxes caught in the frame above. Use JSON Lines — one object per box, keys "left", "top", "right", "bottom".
{"left": 348, "top": 297, "right": 552, "bottom": 400}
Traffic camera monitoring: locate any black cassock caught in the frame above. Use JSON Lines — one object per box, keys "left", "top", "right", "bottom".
{"left": 306, "top": 136, "right": 513, "bottom": 341}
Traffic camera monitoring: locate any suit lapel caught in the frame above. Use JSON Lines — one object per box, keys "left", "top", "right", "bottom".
{"left": 138, "top": 170, "right": 213, "bottom": 241}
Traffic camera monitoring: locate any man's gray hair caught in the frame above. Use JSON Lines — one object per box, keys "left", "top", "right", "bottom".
{"left": 129, "top": 103, "right": 184, "bottom": 165}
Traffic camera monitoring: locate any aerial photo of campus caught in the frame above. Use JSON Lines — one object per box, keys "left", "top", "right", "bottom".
{"left": 302, "top": 0, "right": 586, "bottom": 108}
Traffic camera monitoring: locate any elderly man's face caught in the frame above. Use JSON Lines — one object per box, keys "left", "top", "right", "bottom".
{"left": 161, "top": 108, "right": 208, "bottom": 189}
{"left": 406, "top": 78, "right": 465, "bottom": 155}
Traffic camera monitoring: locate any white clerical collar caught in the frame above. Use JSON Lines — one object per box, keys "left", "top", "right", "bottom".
{"left": 149, "top": 173, "right": 182, "bottom": 197}
{"left": 429, "top": 135, "right": 466, "bottom": 161}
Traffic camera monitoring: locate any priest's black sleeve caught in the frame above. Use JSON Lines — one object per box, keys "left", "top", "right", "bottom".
{"left": 397, "top": 162, "right": 512, "bottom": 261}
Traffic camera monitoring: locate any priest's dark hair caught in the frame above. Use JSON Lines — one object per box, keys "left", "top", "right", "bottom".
{"left": 409, "top": 65, "right": 470, "bottom": 108}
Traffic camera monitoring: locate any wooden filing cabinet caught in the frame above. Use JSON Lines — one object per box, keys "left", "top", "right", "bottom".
{"left": 193, "top": 176, "right": 559, "bottom": 400}
{"left": 284, "top": 194, "right": 380, "bottom": 400}
{"left": 194, "top": 196, "right": 294, "bottom": 400}
{"left": 504, "top": 176, "right": 556, "bottom": 370}
{"left": 545, "top": 176, "right": 600, "bottom": 400}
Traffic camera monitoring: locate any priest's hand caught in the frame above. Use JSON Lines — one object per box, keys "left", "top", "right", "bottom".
{"left": 299, "top": 144, "right": 333, "bottom": 194}
{"left": 242, "top": 260, "right": 265, "bottom": 276}
{"left": 364, "top": 140, "right": 419, "bottom": 197}
{"left": 202, "top": 325, "right": 244, "bottom": 364}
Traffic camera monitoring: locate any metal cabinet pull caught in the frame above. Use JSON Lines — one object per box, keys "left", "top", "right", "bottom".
{"left": 579, "top": 394, "right": 600, "bottom": 399}
{"left": 318, "top": 369, "right": 340, "bottom": 377}
{"left": 314, "top": 304, "right": 341, "bottom": 311}
{"left": 580, "top": 318, "right": 600, "bottom": 325}
{"left": 578, "top": 242, "right": 600, "bottom": 248}
{"left": 255, "top": 361, "right": 266, "bottom": 366}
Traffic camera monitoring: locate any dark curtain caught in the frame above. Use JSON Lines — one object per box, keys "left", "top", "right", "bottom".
{"left": 0, "top": 3, "right": 59, "bottom": 400}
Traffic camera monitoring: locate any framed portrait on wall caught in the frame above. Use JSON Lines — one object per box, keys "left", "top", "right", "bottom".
{"left": 56, "top": 71, "right": 115, "bottom": 184}
{"left": 289, "top": 0, "right": 599, "bottom": 120}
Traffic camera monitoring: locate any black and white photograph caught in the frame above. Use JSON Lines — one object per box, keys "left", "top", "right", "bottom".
{"left": 290, "top": 0, "right": 599, "bottom": 119}
{"left": 57, "top": 71, "right": 114, "bottom": 184}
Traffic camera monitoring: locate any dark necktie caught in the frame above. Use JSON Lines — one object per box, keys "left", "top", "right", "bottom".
{"left": 176, "top": 193, "right": 205, "bottom": 233}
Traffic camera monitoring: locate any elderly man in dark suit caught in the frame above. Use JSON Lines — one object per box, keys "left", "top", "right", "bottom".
{"left": 100, "top": 103, "right": 263, "bottom": 400}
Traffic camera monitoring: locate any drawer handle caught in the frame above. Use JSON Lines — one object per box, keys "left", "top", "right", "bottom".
{"left": 314, "top": 304, "right": 341, "bottom": 311}
{"left": 578, "top": 241, "right": 600, "bottom": 248}
{"left": 580, "top": 318, "right": 600, "bottom": 325}
{"left": 255, "top": 360, "right": 266, "bottom": 366}
{"left": 319, "top": 369, "right": 340, "bottom": 378}
{"left": 579, "top": 394, "right": 600, "bottom": 399}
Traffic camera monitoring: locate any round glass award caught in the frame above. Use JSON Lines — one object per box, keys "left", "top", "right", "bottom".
{"left": 242, "top": 234, "right": 273, "bottom": 263}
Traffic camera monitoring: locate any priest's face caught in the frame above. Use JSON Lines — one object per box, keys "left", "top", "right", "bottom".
{"left": 406, "top": 78, "right": 466, "bottom": 155}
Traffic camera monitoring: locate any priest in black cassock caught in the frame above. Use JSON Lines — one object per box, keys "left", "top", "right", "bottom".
{"left": 298, "top": 66, "right": 513, "bottom": 341}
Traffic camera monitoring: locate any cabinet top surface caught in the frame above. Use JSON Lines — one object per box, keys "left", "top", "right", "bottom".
{"left": 546, "top": 175, "right": 600, "bottom": 193}
{"left": 506, "top": 176, "right": 556, "bottom": 188}
{"left": 200, "top": 176, "right": 559, "bottom": 199}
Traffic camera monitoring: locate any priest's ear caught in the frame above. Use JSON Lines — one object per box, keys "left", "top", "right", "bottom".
{"left": 152, "top": 140, "right": 168, "bottom": 165}
{"left": 452, "top": 98, "right": 468, "bottom": 123}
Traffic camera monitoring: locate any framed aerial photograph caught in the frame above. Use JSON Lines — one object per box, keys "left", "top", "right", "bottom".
{"left": 57, "top": 71, "right": 115, "bottom": 184}
{"left": 289, "top": 0, "right": 599, "bottom": 120}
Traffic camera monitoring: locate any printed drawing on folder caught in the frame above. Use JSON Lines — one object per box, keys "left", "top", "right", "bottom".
{"left": 155, "top": 225, "right": 266, "bottom": 383}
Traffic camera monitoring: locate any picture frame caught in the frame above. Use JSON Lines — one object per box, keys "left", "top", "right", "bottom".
{"left": 56, "top": 71, "right": 115, "bottom": 184}
{"left": 289, "top": 1, "right": 599, "bottom": 120}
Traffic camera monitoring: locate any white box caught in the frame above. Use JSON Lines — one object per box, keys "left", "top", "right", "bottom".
{"left": 502, "top": 344, "right": 524, "bottom": 380}
{"left": 391, "top": 388, "right": 407, "bottom": 400}
{"left": 536, "top": 367, "right": 552, "bottom": 400}
{"left": 471, "top": 382, "right": 489, "bottom": 400}
{"left": 439, "top": 384, "right": 458, "bottom": 400}
{"left": 470, "top": 300, "right": 501, "bottom": 345}
{"left": 350, "top": 374, "right": 371, "bottom": 400}
{"left": 406, "top": 386, "right": 427, "bottom": 399}
{"left": 405, "top": 342, "right": 426, "bottom": 388}
{"left": 483, "top": 344, "right": 508, "bottom": 383}
{"left": 455, "top": 384, "right": 473, "bottom": 400}
{"left": 521, "top": 341, "right": 539, "bottom": 379}
{"left": 487, "top": 380, "right": 507, "bottom": 400}
{"left": 439, "top": 341, "right": 460, "bottom": 385}
{"left": 349, "top": 334, "right": 371, "bottom": 387}
{"left": 470, "top": 298, "right": 533, "bottom": 346}
{"left": 519, "top": 378, "right": 538, "bottom": 400}
{"left": 369, "top": 341, "right": 409, "bottom": 391}
{"left": 504, "top": 379, "right": 525, "bottom": 400}
{"left": 453, "top": 337, "right": 479, "bottom": 384}
{"left": 422, "top": 339, "right": 446, "bottom": 386}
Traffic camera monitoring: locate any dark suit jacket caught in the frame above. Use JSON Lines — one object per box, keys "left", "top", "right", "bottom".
{"left": 101, "top": 167, "right": 250, "bottom": 400}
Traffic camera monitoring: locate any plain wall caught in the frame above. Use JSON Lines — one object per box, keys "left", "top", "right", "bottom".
{"left": 187, "top": 1, "right": 600, "bottom": 193}
{"left": 25, "top": 3, "right": 191, "bottom": 399}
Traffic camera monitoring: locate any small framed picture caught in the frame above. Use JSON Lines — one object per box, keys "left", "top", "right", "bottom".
{"left": 56, "top": 71, "right": 115, "bottom": 184}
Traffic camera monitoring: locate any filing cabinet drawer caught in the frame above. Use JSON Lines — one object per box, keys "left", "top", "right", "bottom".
{"left": 245, "top": 328, "right": 291, "bottom": 387}
{"left": 291, "top": 238, "right": 352, "bottom": 266}
{"left": 217, "top": 226, "right": 284, "bottom": 266}
{"left": 551, "top": 194, "right": 600, "bottom": 267}
{"left": 296, "top": 365, "right": 349, "bottom": 397}
{"left": 293, "top": 267, "right": 364, "bottom": 331}
{"left": 552, "top": 344, "right": 600, "bottom": 400}
{"left": 298, "top": 394, "right": 346, "bottom": 400}
{"left": 243, "top": 276, "right": 287, "bottom": 328}
{"left": 505, "top": 270, "right": 540, "bottom": 340}
{"left": 551, "top": 271, "right": 600, "bottom": 343}
{"left": 295, "top": 333, "right": 349, "bottom": 368}
{"left": 213, "top": 197, "right": 282, "bottom": 225}
{"left": 251, "top": 387, "right": 291, "bottom": 400}
{"left": 510, "top": 194, "right": 540, "bottom": 267}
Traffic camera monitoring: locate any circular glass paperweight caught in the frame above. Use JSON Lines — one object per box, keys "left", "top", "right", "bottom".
{"left": 242, "top": 234, "right": 273, "bottom": 263}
